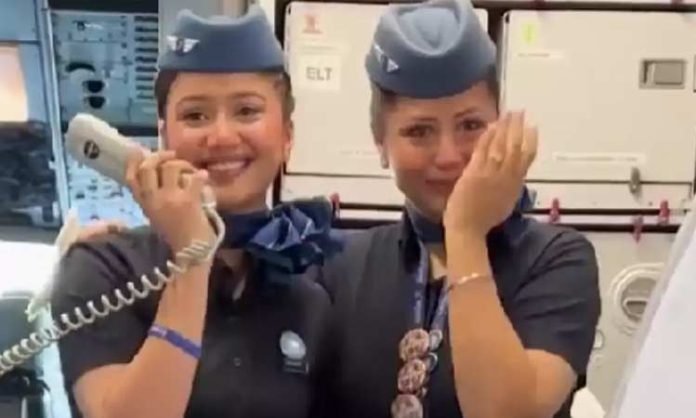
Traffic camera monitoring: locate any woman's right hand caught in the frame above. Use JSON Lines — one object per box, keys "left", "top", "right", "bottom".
{"left": 125, "top": 149, "right": 215, "bottom": 252}
{"left": 443, "top": 112, "right": 537, "bottom": 238}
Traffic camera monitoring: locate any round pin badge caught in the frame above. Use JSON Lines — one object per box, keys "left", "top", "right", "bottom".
{"left": 397, "top": 358, "right": 428, "bottom": 394}
{"left": 399, "top": 329, "right": 430, "bottom": 361}
{"left": 280, "top": 331, "right": 306, "bottom": 361}
{"left": 391, "top": 393, "right": 423, "bottom": 418}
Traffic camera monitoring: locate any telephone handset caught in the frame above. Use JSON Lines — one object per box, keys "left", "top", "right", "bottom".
{"left": 0, "top": 113, "right": 225, "bottom": 378}
{"left": 65, "top": 113, "right": 217, "bottom": 206}
{"left": 66, "top": 112, "right": 136, "bottom": 188}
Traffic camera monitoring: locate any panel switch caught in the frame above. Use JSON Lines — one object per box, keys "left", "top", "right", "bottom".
{"left": 640, "top": 59, "right": 685, "bottom": 88}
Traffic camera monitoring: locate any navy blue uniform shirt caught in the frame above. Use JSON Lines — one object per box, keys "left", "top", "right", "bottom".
{"left": 51, "top": 227, "right": 333, "bottom": 418}
{"left": 318, "top": 213, "right": 601, "bottom": 418}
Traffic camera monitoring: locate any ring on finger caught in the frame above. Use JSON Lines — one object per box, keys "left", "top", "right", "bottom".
{"left": 489, "top": 154, "right": 504, "bottom": 166}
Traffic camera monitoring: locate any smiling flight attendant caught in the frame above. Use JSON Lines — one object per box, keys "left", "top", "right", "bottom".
{"left": 50, "top": 7, "right": 340, "bottom": 418}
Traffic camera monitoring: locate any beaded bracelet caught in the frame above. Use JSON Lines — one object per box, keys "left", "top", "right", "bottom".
{"left": 446, "top": 272, "right": 489, "bottom": 293}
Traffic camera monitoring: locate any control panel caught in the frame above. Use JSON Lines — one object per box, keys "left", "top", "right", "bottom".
{"left": 52, "top": 11, "right": 158, "bottom": 128}
{"left": 52, "top": 11, "right": 159, "bottom": 226}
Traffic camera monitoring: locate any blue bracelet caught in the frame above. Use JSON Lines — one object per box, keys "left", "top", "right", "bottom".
{"left": 148, "top": 324, "right": 202, "bottom": 360}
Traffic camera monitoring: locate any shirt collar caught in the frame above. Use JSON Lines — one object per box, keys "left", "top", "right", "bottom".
{"left": 397, "top": 209, "right": 528, "bottom": 264}
{"left": 398, "top": 186, "right": 533, "bottom": 258}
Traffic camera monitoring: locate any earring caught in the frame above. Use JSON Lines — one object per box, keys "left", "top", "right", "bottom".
{"left": 157, "top": 122, "right": 167, "bottom": 150}
{"left": 380, "top": 153, "right": 389, "bottom": 169}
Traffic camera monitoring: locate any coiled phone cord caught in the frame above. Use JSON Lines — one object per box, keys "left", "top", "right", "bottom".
{"left": 0, "top": 198, "right": 225, "bottom": 378}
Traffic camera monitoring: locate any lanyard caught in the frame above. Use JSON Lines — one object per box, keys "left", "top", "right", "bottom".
{"left": 412, "top": 240, "right": 449, "bottom": 335}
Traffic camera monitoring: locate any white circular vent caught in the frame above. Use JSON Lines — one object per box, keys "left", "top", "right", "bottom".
{"left": 610, "top": 263, "right": 662, "bottom": 335}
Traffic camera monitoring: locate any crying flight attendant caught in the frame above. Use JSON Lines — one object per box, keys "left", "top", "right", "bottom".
{"left": 50, "top": 7, "right": 340, "bottom": 418}
{"left": 318, "top": 1, "right": 602, "bottom": 417}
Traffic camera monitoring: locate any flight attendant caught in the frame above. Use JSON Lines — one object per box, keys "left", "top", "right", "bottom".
{"left": 51, "top": 7, "right": 339, "bottom": 418}
{"left": 319, "top": 1, "right": 601, "bottom": 417}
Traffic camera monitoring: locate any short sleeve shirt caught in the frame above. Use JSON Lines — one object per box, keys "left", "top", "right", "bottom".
{"left": 319, "top": 215, "right": 601, "bottom": 418}
{"left": 50, "top": 227, "right": 334, "bottom": 418}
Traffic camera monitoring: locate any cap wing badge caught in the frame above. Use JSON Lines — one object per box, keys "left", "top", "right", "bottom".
{"left": 167, "top": 36, "right": 200, "bottom": 55}
{"left": 373, "top": 43, "right": 399, "bottom": 74}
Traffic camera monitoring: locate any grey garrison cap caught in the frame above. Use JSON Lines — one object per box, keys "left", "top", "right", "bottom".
{"left": 158, "top": 6, "right": 284, "bottom": 73}
{"left": 365, "top": 0, "right": 496, "bottom": 98}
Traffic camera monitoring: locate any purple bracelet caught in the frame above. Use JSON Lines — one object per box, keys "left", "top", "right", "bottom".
{"left": 148, "top": 324, "right": 202, "bottom": 359}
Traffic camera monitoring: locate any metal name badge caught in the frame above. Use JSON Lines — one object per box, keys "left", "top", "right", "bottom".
{"left": 280, "top": 331, "right": 309, "bottom": 375}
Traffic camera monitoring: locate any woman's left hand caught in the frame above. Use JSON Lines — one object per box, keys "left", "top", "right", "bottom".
{"left": 443, "top": 111, "right": 538, "bottom": 237}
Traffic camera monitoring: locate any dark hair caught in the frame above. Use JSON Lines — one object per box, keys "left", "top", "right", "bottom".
{"left": 369, "top": 65, "right": 499, "bottom": 142}
{"left": 153, "top": 70, "right": 296, "bottom": 121}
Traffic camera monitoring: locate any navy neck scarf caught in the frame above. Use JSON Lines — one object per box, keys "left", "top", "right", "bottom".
{"left": 217, "top": 197, "right": 343, "bottom": 281}
{"left": 406, "top": 186, "right": 533, "bottom": 244}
